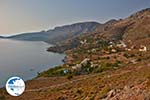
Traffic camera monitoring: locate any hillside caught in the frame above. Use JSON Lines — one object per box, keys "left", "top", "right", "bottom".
{"left": 1, "top": 56, "right": 150, "bottom": 100}
{"left": 3, "top": 22, "right": 100, "bottom": 45}
{"left": 0, "top": 8, "right": 150, "bottom": 100}
{"left": 98, "top": 8, "right": 150, "bottom": 42}
{"left": 48, "top": 8, "right": 150, "bottom": 53}
{"left": 47, "top": 19, "right": 118, "bottom": 53}
{"left": 0, "top": 36, "right": 5, "bottom": 38}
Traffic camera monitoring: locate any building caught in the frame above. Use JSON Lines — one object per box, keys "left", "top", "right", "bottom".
{"left": 139, "top": 45, "right": 147, "bottom": 52}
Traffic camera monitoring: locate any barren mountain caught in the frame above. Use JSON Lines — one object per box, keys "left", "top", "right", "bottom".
{"left": 4, "top": 22, "right": 100, "bottom": 45}
{"left": 98, "top": 8, "right": 150, "bottom": 42}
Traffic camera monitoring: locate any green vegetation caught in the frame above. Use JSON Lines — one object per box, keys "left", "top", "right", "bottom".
{"left": 123, "top": 52, "right": 135, "bottom": 58}
{"left": 66, "top": 74, "right": 73, "bottom": 80}
{"left": 37, "top": 66, "right": 66, "bottom": 77}
{"left": 99, "top": 87, "right": 111, "bottom": 99}
{"left": 0, "top": 96, "right": 5, "bottom": 100}
{"left": 93, "top": 63, "right": 113, "bottom": 73}
{"left": 0, "top": 89, "right": 6, "bottom": 100}
{"left": 38, "top": 60, "right": 124, "bottom": 79}
{"left": 92, "top": 61, "right": 123, "bottom": 73}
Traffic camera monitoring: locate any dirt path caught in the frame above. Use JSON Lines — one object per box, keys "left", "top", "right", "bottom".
{"left": 25, "top": 68, "right": 131, "bottom": 92}
{"left": 25, "top": 73, "right": 103, "bottom": 92}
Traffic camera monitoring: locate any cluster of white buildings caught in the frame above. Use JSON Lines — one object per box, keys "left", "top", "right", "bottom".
{"left": 80, "top": 39, "right": 87, "bottom": 45}
{"left": 109, "top": 41, "right": 147, "bottom": 52}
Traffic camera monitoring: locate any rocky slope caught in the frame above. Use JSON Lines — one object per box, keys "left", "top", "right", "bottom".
{"left": 98, "top": 8, "right": 150, "bottom": 42}
{"left": 42, "top": 8, "right": 150, "bottom": 100}
{"left": 4, "top": 22, "right": 100, "bottom": 45}
{"left": 47, "top": 19, "right": 118, "bottom": 53}
{"left": 48, "top": 8, "right": 150, "bottom": 53}
{"left": 1, "top": 53, "right": 150, "bottom": 100}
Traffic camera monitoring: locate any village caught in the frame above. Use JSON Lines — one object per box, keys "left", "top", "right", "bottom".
{"left": 38, "top": 38, "right": 148, "bottom": 79}
{"left": 64, "top": 39, "right": 147, "bottom": 75}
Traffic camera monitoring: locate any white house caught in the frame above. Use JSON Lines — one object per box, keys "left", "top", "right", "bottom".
{"left": 80, "top": 39, "right": 87, "bottom": 44}
{"left": 139, "top": 45, "right": 147, "bottom": 52}
{"left": 117, "top": 41, "right": 127, "bottom": 48}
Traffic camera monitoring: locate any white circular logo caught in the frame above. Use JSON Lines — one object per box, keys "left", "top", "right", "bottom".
{"left": 6, "top": 76, "right": 25, "bottom": 96}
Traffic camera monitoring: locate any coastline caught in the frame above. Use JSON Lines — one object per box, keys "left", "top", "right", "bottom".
{"left": 0, "top": 43, "right": 66, "bottom": 89}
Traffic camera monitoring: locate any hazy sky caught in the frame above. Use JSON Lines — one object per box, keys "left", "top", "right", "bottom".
{"left": 0, "top": 0, "right": 150, "bottom": 35}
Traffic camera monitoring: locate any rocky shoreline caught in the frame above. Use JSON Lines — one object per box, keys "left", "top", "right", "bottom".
{"left": 47, "top": 45, "right": 68, "bottom": 53}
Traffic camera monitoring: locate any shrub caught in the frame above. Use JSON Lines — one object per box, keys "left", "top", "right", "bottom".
{"left": 92, "top": 62, "right": 122, "bottom": 73}
{"left": 123, "top": 53, "right": 130, "bottom": 58}
{"left": 137, "top": 58, "right": 142, "bottom": 62}
{"left": 37, "top": 66, "right": 65, "bottom": 77}
{"left": 0, "top": 96, "right": 5, "bottom": 100}
{"left": 75, "top": 88, "right": 83, "bottom": 94}
{"left": 123, "top": 52, "right": 135, "bottom": 58}
{"left": 93, "top": 63, "right": 112, "bottom": 73}
{"left": 66, "top": 74, "right": 73, "bottom": 80}
{"left": 99, "top": 87, "right": 111, "bottom": 99}
{"left": 113, "top": 60, "right": 123, "bottom": 67}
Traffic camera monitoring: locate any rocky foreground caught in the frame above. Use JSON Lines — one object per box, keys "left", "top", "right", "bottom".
{"left": 0, "top": 53, "right": 150, "bottom": 100}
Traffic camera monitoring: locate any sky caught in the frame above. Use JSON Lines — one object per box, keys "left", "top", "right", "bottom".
{"left": 0, "top": 0, "right": 150, "bottom": 35}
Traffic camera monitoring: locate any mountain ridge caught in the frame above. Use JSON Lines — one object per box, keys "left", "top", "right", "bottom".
{"left": 1, "top": 22, "right": 100, "bottom": 45}
{"left": 98, "top": 8, "right": 150, "bottom": 42}
{"left": 48, "top": 8, "right": 150, "bottom": 53}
